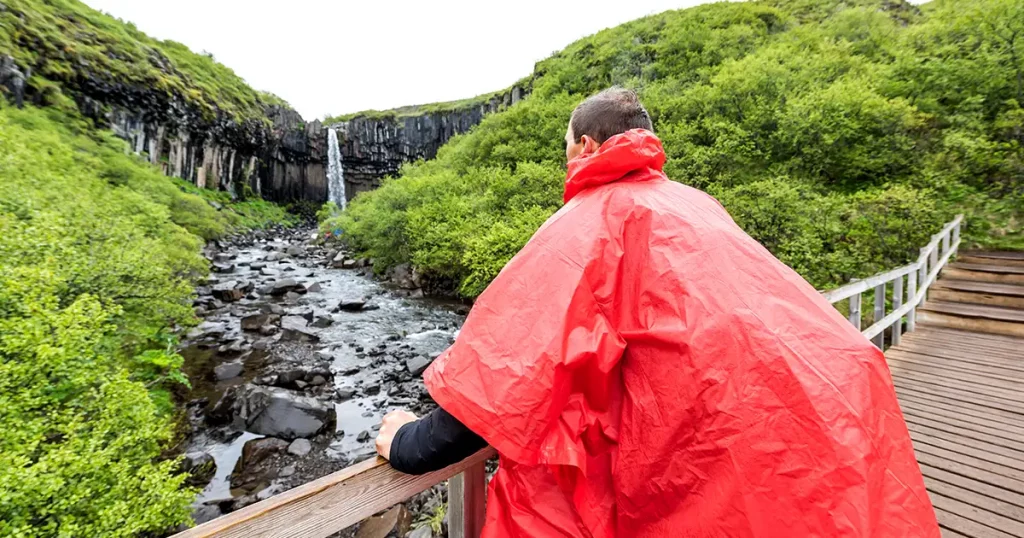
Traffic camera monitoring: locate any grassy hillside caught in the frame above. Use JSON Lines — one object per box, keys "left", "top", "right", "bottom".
{"left": 0, "top": 0, "right": 287, "bottom": 123}
{"left": 327, "top": 0, "right": 1024, "bottom": 297}
{"left": 0, "top": 102, "right": 293, "bottom": 536}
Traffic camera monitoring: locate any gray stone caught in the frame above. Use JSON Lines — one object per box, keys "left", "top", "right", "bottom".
{"left": 357, "top": 430, "right": 371, "bottom": 442}
{"left": 342, "top": 259, "right": 358, "bottom": 269}
{"left": 259, "top": 324, "right": 280, "bottom": 336}
{"left": 250, "top": 262, "right": 268, "bottom": 270}
{"left": 238, "top": 437, "right": 288, "bottom": 470}
{"left": 286, "top": 245, "right": 305, "bottom": 257}
{"left": 182, "top": 452, "right": 217, "bottom": 487}
{"left": 281, "top": 316, "right": 319, "bottom": 342}
{"left": 405, "top": 355, "right": 433, "bottom": 376}
{"left": 356, "top": 505, "right": 411, "bottom": 538}
{"left": 192, "top": 503, "right": 222, "bottom": 525}
{"left": 223, "top": 385, "right": 335, "bottom": 440}
{"left": 270, "top": 278, "right": 305, "bottom": 296}
{"left": 337, "top": 298, "right": 368, "bottom": 312}
{"left": 241, "top": 313, "right": 269, "bottom": 331}
{"left": 310, "top": 375, "right": 327, "bottom": 386}
{"left": 214, "top": 360, "right": 244, "bottom": 381}
{"left": 279, "top": 464, "right": 297, "bottom": 478}
{"left": 311, "top": 315, "right": 334, "bottom": 328}
{"left": 406, "top": 526, "right": 433, "bottom": 538}
{"left": 304, "top": 282, "right": 323, "bottom": 293}
{"left": 256, "top": 484, "right": 285, "bottom": 501}
{"left": 287, "top": 438, "right": 312, "bottom": 457}
{"left": 260, "top": 267, "right": 279, "bottom": 276}
{"left": 336, "top": 387, "right": 356, "bottom": 400}
{"left": 212, "top": 263, "right": 235, "bottom": 274}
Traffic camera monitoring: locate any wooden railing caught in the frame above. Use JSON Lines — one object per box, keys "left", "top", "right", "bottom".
{"left": 171, "top": 447, "right": 495, "bottom": 538}
{"left": 822, "top": 215, "right": 963, "bottom": 349}
{"left": 176, "top": 215, "right": 965, "bottom": 538}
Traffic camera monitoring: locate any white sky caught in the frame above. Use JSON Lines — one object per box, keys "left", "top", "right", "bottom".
{"left": 82, "top": 0, "right": 715, "bottom": 120}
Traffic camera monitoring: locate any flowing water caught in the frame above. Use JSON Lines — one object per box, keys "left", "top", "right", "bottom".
{"left": 179, "top": 226, "right": 465, "bottom": 523}
{"left": 327, "top": 129, "right": 347, "bottom": 209}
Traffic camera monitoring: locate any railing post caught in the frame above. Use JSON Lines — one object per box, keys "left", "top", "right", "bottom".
{"left": 907, "top": 265, "right": 918, "bottom": 332}
{"left": 942, "top": 231, "right": 950, "bottom": 256}
{"left": 892, "top": 275, "right": 903, "bottom": 346}
{"left": 449, "top": 460, "right": 487, "bottom": 538}
{"left": 919, "top": 247, "right": 930, "bottom": 305}
{"left": 929, "top": 241, "right": 939, "bottom": 273}
{"left": 872, "top": 283, "right": 886, "bottom": 349}
{"left": 953, "top": 220, "right": 961, "bottom": 251}
{"left": 849, "top": 292, "right": 862, "bottom": 331}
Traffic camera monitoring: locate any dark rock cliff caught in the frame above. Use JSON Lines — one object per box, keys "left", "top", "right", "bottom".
{"left": 328, "top": 86, "right": 527, "bottom": 198}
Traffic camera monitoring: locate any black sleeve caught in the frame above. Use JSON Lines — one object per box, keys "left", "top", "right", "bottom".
{"left": 388, "top": 406, "right": 488, "bottom": 475}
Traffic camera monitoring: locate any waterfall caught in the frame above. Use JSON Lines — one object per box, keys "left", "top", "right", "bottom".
{"left": 327, "top": 128, "right": 346, "bottom": 210}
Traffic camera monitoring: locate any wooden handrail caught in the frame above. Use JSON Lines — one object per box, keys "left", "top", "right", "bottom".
{"left": 172, "top": 447, "right": 496, "bottom": 538}
{"left": 823, "top": 215, "right": 963, "bottom": 349}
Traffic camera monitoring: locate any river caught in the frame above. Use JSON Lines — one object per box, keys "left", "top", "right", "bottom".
{"left": 177, "top": 226, "right": 466, "bottom": 531}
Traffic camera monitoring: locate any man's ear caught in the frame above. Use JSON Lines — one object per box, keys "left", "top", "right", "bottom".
{"left": 581, "top": 134, "right": 600, "bottom": 154}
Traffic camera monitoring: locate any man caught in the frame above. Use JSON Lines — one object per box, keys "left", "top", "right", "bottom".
{"left": 376, "top": 88, "right": 940, "bottom": 537}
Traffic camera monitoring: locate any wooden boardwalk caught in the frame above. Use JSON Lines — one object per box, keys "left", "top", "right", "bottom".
{"left": 886, "top": 251, "right": 1024, "bottom": 538}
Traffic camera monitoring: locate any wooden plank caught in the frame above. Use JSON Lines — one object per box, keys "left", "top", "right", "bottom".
{"left": 887, "top": 352, "right": 1024, "bottom": 390}
{"left": 942, "top": 267, "right": 1024, "bottom": 286}
{"left": 949, "top": 262, "right": 1024, "bottom": 275}
{"left": 449, "top": 459, "right": 486, "bottom": 538}
{"left": 909, "top": 325, "right": 1024, "bottom": 345}
{"left": 888, "top": 368, "right": 1024, "bottom": 403}
{"left": 961, "top": 250, "right": 1024, "bottom": 262}
{"left": 911, "top": 432, "right": 1024, "bottom": 473}
{"left": 901, "top": 412, "right": 1024, "bottom": 454}
{"left": 888, "top": 350, "right": 1024, "bottom": 380}
{"left": 924, "top": 476, "right": 1024, "bottom": 526}
{"left": 171, "top": 448, "right": 497, "bottom": 538}
{"left": 918, "top": 310, "right": 1024, "bottom": 339}
{"left": 920, "top": 463, "right": 1024, "bottom": 510}
{"left": 901, "top": 407, "right": 1024, "bottom": 452}
{"left": 920, "top": 301, "right": 1024, "bottom": 323}
{"left": 933, "top": 506, "right": 1016, "bottom": 538}
{"left": 901, "top": 331, "right": 1024, "bottom": 354}
{"left": 930, "top": 493, "right": 1024, "bottom": 537}
{"left": 892, "top": 377, "right": 1024, "bottom": 415}
{"left": 917, "top": 451, "right": 1024, "bottom": 497}
{"left": 897, "top": 390, "right": 1023, "bottom": 429}
{"left": 890, "top": 341, "right": 1024, "bottom": 370}
{"left": 939, "top": 528, "right": 972, "bottom": 538}
{"left": 933, "top": 280, "right": 1024, "bottom": 297}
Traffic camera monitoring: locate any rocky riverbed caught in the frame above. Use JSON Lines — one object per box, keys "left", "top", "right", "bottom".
{"left": 177, "top": 226, "right": 468, "bottom": 537}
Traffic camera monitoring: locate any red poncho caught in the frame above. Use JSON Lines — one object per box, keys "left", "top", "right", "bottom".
{"left": 424, "top": 129, "right": 939, "bottom": 537}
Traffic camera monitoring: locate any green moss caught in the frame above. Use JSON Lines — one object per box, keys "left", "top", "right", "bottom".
{"left": 0, "top": 0, "right": 290, "bottom": 124}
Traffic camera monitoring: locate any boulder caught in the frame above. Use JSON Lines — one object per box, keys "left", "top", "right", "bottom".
{"left": 212, "top": 263, "right": 235, "bottom": 274}
{"left": 222, "top": 385, "right": 335, "bottom": 439}
{"left": 405, "top": 355, "right": 433, "bottom": 377}
{"left": 270, "top": 278, "right": 305, "bottom": 296}
{"left": 238, "top": 437, "right": 289, "bottom": 470}
{"left": 181, "top": 452, "right": 217, "bottom": 487}
{"left": 331, "top": 252, "right": 347, "bottom": 269}
{"left": 192, "top": 503, "right": 223, "bottom": 526}
{"left": 214, "top": 360, "right": 244, "bottom": 381}
{"left": 337, "top": 298, "right": 368, "bottom": 312}
{"left": 260, "top": 267, "right": 279, "bottom": 277}
{"left": 250, "top": 262, "right": 268, "bottom": 270}
{"left": 241, "top": 313, "right": 270, "bottom": 331}
{"left": 388, "top": 263, "right": 423, "bottom": 290}
{"left": 356, "top": 506, "right": 412, "bottom": 538}
{"left": 304, "top": 282, "right": 323, "bottom": 293}
{"left": 342, "top": 259, "right": 358, "bottom": 269}
{"left": 311, "top": 315, "right": 334, "bottom": 328}
{"left": 212, "top": 281, "right": 253, "bottom": 302}
{"left": 336, "top": 387, "right": 356, "bottom": 400}
{"left": 288, "top": 438, "right": 312, "bottom": 457}
{"left": 281, "top": 316, "right": 319, "bottom": 342}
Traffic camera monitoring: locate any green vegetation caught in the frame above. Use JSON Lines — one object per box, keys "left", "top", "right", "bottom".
{"left": 0, "top": 0, "right": 288, "bottom": 123}
{"left": 327, "top": 0, "right": 1024, "bottom": 297}
{"left": 324, "top": 85, "right": 525, "bottom": 123}
{"left": 0, "top": 101, "right": 290, "bottom": 536}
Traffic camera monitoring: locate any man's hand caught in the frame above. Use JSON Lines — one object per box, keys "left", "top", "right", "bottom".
{"left": 375, "top": 409, "right": 418, "bottom": 460}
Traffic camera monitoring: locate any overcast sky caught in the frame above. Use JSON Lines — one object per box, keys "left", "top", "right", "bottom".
{"left": 83, "top": 0, "right": 717, "bottom": 120}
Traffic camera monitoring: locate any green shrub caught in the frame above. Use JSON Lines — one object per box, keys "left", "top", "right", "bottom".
{"left": 0, "top": 103, "right": 293, "bottom": 536}
{"left": 339, "top": 0, "right": 1023, "bottom": 298}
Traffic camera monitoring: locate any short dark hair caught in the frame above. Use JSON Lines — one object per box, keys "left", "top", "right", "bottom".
{"left": 569, "top": 87, "right": 653, "bottom": 144}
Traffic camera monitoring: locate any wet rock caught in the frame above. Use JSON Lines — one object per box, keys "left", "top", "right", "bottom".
{"left": 258, "top": 324, "right": 280, "bottom": 336}
{"left": 342, "top": 259, "right": 358, "bottom": 269}
{"left": 336, "top": 387, "right": 357, "bottom": 400}
{"left": 406, "top": 527, "right": 433, "bottom": 538}
{"left": 311, "top": 375, "right": 327, "bottom": 386}
{"left": 212, "top": 281, "right": 253, "bottom": 302}
{"left": 311, "top": 316, "right": 334, "bottom": 328}
{"left": 288, "top": 438, "right": 312, "bottom": 457}
{"left": 304, "top": 282, "right": 322, "bottom": 293}
{"left": 257, "top": 484, "right": 285, "bottom": 501}
{"left": 364, "top": 383, "right": 381, "bottom": 395}
{"left": 241, "top": 313, "right": 270, "bottom": 331}
{"left": 295, "top": 380, "right": 308, "bottom": 389}
{"left": 286, "top": 245, "right": 305, "bottom": 257}
{"left": 232, "top": 494, "right": 259, "bottom": 512}
{"left": 223, "top": 385, "right": 335, "bottom": 439}
{"left": 357, "top": 430, "right": 372, "bottom": 442}
{"left": 281, "top": 316, "right": 319, "bottom": 342}
{"left": 214, "top": 253, "right": 234, "bottom": 263}
{"left": 270, "top": 278, "right": 305, "bottom": 296}
{"left": 192, "top": 503, "right": 223, "bottom": 525}
{"left": 192, "top": 321, "right": 228, "bottom": 339}
{"left": 260, "top": 267, "right": 279, "bottom": 277}
{"left": 389, "top": 263, "right": 424, "bottom": 290}
{"left": 261, "top": 303, "right": 286, "bottom": 315}
{"left": 266, "top": 252, "right": 287, "bottom": 262}
{"left": 250, "top": 262, "right": 268, "bottom": 270}
{"left": 405, "top": 355, "right": 433, "bottom": 377}
{"left": 280, "top": 464, "right": 297, "bottom": 478}
{"left": 285, "top": 291, "right": 302, "bottom": 302}
{"left": 214, "top": 360, "right": 244, "bottom": 381}
{"left": 239, "top": 437, "right": 289, "bottom": 469}
{"left": 331, "top": 252, "right": 347, "bottom": 268}
{"left": 212, "top": 263, "right": 235, "bottom": 274}
{"left": 181, "top": 452, "right": 217, "bottom": 487}
{"left": 337, "top": 298, "right": 368, "bottom": 312}
{"left": 356, "top": 505, "right": 412, "bottom": 538}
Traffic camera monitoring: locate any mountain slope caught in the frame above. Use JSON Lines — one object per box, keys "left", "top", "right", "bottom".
{"left": 329, "top": 0, "right": 1024, "bottom": 297}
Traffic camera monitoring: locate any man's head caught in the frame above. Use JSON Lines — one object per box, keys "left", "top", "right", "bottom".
{"left": 565, "top": 87, "right": 653, "bottom": 162}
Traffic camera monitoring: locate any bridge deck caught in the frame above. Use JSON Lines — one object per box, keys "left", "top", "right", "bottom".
{"left": 888, "top": 326, "right": 1024, "bottom": 538}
